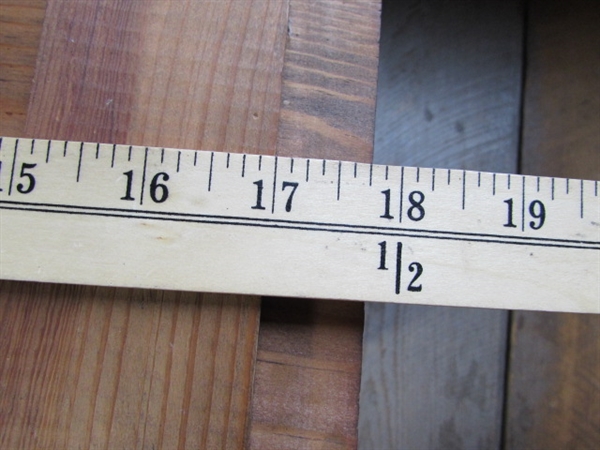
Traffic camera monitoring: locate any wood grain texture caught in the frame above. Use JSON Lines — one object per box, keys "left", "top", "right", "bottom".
{"left": 519, "top": 0, "right": 600, "bottom": 181}
{"left": 249, "top": 1, "right": 381, "bottom": 448}
{"left": 505, "top": 0, "right": 600, "bottom": 448}
{"left": 0, "top": 0, "right": 289, "bottom": 448}
{"left": 0, "top": 0, "right": 45, "bottom": 136}
{"left": 275, "top": 0, "right": 380, "bottom": 164}
{"left": 359, "top": 0, "right": 523, "bottom": 448}
{"left": 0, "top": 283, "right": 260, "bottom": 449}
{"left": 250, "top": 298, "right": 365, "bottom": 449}
{"left": 372, "top": 0, "right": 523, "bottom": 172}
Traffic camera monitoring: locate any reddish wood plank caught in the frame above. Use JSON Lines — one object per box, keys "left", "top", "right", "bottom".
{"left": 0, "top": 0, "right": 46, "bottom": 136}
{"left": 1, "top": 0, "right": 289, "bottom": 447}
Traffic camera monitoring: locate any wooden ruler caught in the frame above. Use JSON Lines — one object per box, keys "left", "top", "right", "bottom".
{"left": 0, "top": 137, "right": 598, "bottom": 313}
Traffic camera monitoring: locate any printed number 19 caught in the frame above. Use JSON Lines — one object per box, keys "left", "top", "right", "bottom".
{"left": 504, "top": 198, "right": 546, "bottom": 229}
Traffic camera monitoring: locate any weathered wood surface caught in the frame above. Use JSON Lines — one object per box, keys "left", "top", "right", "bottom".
{"left": 1, "top": 0, "right": 289, "bottom": 447}
{"left": 359, "top": 0, "right": 523, "bottom": 448}
{"left": 249, "top": 1, "right": 381, "bottom": 448}
{"left": 505, "top": 0, "right": 600, "bottom": 448}
{"left": 0, "top": 0, "right": 45, "bottom": 135}
{"left": 275, "top": 0, "right": 380, "bottom": 163}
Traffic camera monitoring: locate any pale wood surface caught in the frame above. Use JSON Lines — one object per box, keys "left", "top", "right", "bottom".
{"left": 359, "top": 0, "right": 523, "bottom": 447}
{"left": 249, "top": 1, "right": 381, "bottom": 447}
{"left": 0, "top": 0, "right": 289, "bottom": 447}
{"left": 2, "top": 136, "right": 596, "bottom": 313}
{"left": 505, "top": 0, "right": 600, "bottom": 447}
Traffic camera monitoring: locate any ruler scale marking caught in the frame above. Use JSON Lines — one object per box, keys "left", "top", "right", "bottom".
{"left": 462, "top": 170, "right": 466, "bottom": 210}
{"left": 305, "top": 159, "right": 310, "bottom": 182}
{"left": 581, "top": 179, "right": 584, "bottom": 219}
{"left": 521, "top": 176, "right": 526, "bottom": 232}
{"left": 76, "top": 142, "right": 84, "bottom": 182}
{"left": 111, "top": 144, "right": 116, "bottom": 168}
{"left": 395, "top": 242, "right": 402, "bottom": 295}
{"left": 271, "top": 156, "right": 278, "bottom": 213}
{"left": 208, "top": 152, "right": 214, "bottom": 191}
{"left": 0, "top": 137, "right": 598, "bottom": 313}
{"left": 139, "top": 147, "right": 149, "bottom": 205}
{"left": 398, "top": 166, "right": 405, "bottom": 223}
{"left": 337, "top": 161, "right": 342, "bottom": 201}
{"left": 7, "top": 138, "right": 18, "bottom": 196}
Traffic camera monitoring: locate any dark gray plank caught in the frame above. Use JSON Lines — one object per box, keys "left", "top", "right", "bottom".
{"left": 359, "top": 0, "right": 523, "bottom": 448}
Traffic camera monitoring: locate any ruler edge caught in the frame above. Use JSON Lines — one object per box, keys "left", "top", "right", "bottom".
{"left": 1, "top": 136, "right": 599, "bottom": 314}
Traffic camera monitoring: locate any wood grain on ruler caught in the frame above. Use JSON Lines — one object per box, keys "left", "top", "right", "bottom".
{"left": 505, "top": 0, "right": 600, "bottom": 448}
{"left": 359, "top": 0, "right": 523, "bottom": 448}
{"left": 0, "top": 0, "right": 288, "bottom": 448}
{"left": 249, "top": 1, "right": 381, "bottom": 448}
{"left": 0, "top": 0, "right": 45, "bottom": 136}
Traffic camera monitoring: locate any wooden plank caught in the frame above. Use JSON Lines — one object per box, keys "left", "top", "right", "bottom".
{"left": 359, "top": 0, "right": 523, "bottom": 448}
{"left": 519, "top": 0, "right": 599, "bottom": 181}
{"left": 0, "top": 0, "right": 46, "bottom": 136}
{"left": 275, "top": 0, "right": 380, "bottom": 163}
{"left": 505, "top": 0, "right": 600, "bottom": 447}
{"left": 249, "top": 1, "right": 381, "bottom": 448}
{"left": 0, "top": 0, "right": 289, "bottom": 448}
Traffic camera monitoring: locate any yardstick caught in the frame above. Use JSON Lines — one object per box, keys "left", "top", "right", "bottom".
{"left": 0, "top": 137, "right": 598, "bottom": 313}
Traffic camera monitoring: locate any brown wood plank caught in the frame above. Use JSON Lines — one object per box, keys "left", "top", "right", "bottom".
{"left": 249, "top": 1, "right": 381, "bottom": 448}
{"left": 505, "top": 0, "right": 600, "bottom": 448}
{"left": 359, "top": 0, "right": 523, "bottom": 448}
{"left": 0, "top": 0, "right": 289, "bottom": 448}
{"left": 0, "top": 0, "right": 46, "bottom": 136}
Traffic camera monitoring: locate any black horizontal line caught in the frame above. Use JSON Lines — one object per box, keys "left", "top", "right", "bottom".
{"left": 1, "top": 200, "right": 597, "bottom": 246}
{"left": 1, "top": 202, "right": 598, "bottom": 250}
